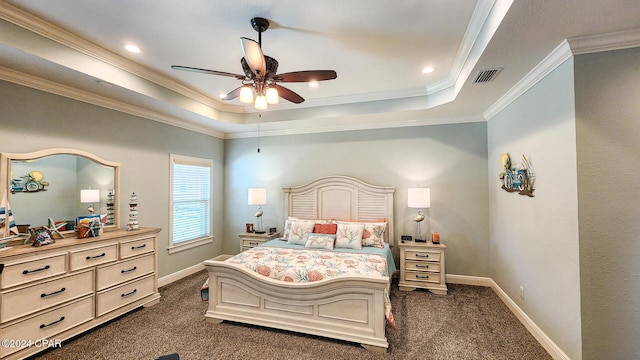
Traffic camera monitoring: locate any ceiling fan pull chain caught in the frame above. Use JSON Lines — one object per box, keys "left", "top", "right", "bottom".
{"left": 257, "top": 112, "right": 261, "bottom": 153}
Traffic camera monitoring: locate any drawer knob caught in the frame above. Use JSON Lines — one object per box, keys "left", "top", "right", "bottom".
{"left": 41, "top": 287, "right": 66, "bottom": 298}
{"left": 131, "top": 244, "right": 147, "bottom": 250}
{"left": 121, "top": 266, "right": 138, "bottom": 274}
{"left": 416, "top": 275, "right": 430, "bottom": 279}
{"left": 416, "top": 254, "right": 430, "bottom": 258}
{"left": 121, "top": 288, "right": 138, "bottom": 298}
{"left": 86, "top": 252, "right": 106, "bottom": 260}
{"left": 40, "top": 316, "right": 65, "bottom": 329}
{"left": 416, "top": 264, "right": 430, "bottom": 269}
{"left": 23, "top": 265, "right": 51, "bottom": 275}
{"left": 249, "top": 242, "right": 259, "bottom": 245}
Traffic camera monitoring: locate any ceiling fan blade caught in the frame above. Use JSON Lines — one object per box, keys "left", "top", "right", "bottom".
{"left": 275, "top": 84, "right": 305, "bottom": 104}
{"left": 171, "top": 65, "right": 245, "bottom": 79}
{"left": 223, "top": 86, "right": 243, "bottom": 100}
{"left": 275, "top": 70, "right": 337, "bottom": 83}
{"left": 240, "top": 37, "right": 266, "bottom": 76}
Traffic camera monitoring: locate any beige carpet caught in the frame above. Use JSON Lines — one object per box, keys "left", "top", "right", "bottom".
{"left": 31, "top": 270, "right": 552, "bottom": 360}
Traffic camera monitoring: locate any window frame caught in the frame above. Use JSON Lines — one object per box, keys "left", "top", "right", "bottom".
{"left": 168, "top": 153, "right": 214, "bottom": 254}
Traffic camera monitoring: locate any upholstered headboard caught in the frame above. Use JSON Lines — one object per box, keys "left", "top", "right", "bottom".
{"left": 283, "top": 175, "right": 396, "bottom": 246}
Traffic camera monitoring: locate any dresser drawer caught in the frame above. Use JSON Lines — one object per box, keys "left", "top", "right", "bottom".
{"left": 69, "top": 243, "right": 118, "bottom": 271}
{"left": 405, "top": 249, "right": 441, "bottom": 262}
{"left": 96, "top": 274, "right": 155, "bottom": 317}
{"left": 0, "top": 253, "right": 67, "bottom": 290}
{"left": 96, "top": 254, "right": 154, "bottom": 291}
{"left": 404, "top": 270, "right": 441, "bottom": 284}
{"left": 0, "top": 270, "right": 94, "bottom": 323}
{"left": 405, "top": 260, "right": 441, "bottom": 273}
{"left": 119, "top": 236, "right": 155, "bottom": 259}
{"left": 0, "top": 296, "right": 93, "bottom": 358}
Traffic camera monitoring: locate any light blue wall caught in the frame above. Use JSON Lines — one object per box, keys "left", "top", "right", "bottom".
{"left": 224, "top": 123, "right": 490, "bottom": 276}
{"left": 575, "top": 47, "right": 640, "bottom": 359}
{"left": 487, "top": 59, "right": 582, "bottom": 359}
{"left": 0, "top": 81, "right": 224, "bottom": 278}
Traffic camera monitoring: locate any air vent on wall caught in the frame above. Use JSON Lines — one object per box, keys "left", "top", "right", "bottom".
{"left": 473, "top": 68, "right": 502, "bottom": 83}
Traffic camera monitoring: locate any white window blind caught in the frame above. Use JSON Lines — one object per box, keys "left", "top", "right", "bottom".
{"left": 170, "top": 155, "right": 213, "bottom": 250}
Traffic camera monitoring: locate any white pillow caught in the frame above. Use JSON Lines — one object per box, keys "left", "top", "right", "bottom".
{"left": 305, "top": 234, "right": 336, "bottom": 250}
{"left": 335, "top": 223, "right": 364, "bottom": 249}
{"left": 287, "top": 220, "right": 316, "bottom": 245}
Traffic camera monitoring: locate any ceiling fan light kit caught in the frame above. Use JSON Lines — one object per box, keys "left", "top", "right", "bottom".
{"left": 171, "top": 17, "right": 337, "bottom": 111}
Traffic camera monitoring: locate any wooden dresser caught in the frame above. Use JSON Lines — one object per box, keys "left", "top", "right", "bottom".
{"left": 0, "top": 227, "right": 161, "bottom": 359}
{"left": 398, "top": 241, "right": 448, "bottom": 295}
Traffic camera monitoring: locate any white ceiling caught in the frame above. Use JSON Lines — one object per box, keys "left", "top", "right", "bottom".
{"left": 0, "top": 0, "right": 639, "bottom": 138}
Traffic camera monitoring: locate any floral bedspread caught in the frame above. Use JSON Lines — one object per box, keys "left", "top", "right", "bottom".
{"left": 226, "top": 246, "right": 390, "bottom": 283}
{"left": 207, "top": 245, "right": 397, "bottom": 328}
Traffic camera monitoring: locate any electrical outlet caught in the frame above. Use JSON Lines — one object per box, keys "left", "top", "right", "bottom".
{"left": 520, "top": 286, "right": 524, "bottom": 299}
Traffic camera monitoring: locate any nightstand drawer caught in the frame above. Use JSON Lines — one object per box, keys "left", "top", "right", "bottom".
{"left": 242, "top": 239, "right": 265, "bottom": 248}
{"left": 405, "top": 260, "right": 441, "bottom": 273}
{"left": 405, "top": 249, "right": 441, "bottom": 262}
{"left": 405, "top": 270, "right": 441, "bottom": 284}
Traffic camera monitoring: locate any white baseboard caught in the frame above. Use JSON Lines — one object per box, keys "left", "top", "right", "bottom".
{"left": 158, "top": 262, "right": 205, "bottom": 288}
{"left": 446, "top": 274, "right": 570, "bottom": 360}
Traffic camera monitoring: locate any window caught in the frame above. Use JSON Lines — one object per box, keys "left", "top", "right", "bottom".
{"left": 169, "top": 154, "right": 213, "bottom": 253}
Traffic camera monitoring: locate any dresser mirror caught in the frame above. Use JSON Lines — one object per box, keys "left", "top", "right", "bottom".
{"left": 1, "top": 148, "right": 120, "bottom": 236}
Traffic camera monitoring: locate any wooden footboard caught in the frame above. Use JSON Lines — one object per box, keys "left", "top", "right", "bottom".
{"left": 203, "top": 255, "right": 389, "bottom": 351}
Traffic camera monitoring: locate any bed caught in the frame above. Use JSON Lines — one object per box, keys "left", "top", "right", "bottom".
{"left": 203, "top": 175, "right": 396, "bottom": 352}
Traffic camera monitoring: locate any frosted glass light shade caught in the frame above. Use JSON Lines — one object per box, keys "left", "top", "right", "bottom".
{"left": 248, "top": 188, "right": 267, "bottom": 205}
{"left": 254, "top": 95, "right": 268, "bottom": 110}
{"left": 239, "top": 86, "right": 254, "bottom": 103}
{"left": 266, "top": 87, "right": 279, "bottom": 104}
{"left": 81, "top": 189, "right": 100, "bottom": 203}
{"left": 407, "top": 188, "right": 430, "bottom": 208}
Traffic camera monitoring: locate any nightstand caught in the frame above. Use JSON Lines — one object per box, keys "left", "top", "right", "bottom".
{"left": 398, "top": 241, "right": 447, "bottom": 295}
{"left": 238, "top": 231, "right": 282, "bottom": 251}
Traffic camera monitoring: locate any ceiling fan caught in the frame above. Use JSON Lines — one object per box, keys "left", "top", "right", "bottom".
{"left": 171, "top": 17, "right": 337, "bottom": 110}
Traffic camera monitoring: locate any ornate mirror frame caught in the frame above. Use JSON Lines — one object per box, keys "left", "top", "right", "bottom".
{"left": 1, "top": 148, "right": 120, "bottom": 237}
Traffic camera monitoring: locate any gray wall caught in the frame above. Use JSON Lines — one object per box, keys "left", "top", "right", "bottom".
{"left": 223, "top": 123, "right": 490, "bottom": 276}
{"left": 487, "top": 59, "right": 582, "bottom": 359}
{"left": 575, "top": 47, "right": 640, "bottom": 359}
{"left": 0, "top": 81, "right": 224, "bottom": 278}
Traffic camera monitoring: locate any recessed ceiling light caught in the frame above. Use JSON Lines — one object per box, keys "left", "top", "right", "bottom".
{"left": 123, "top": 43, "right": 141, "bottom": 53}
{"left": 309, "top": 81, "right": 319, "bottom": 88}
{"left": 422, "top": 67, "right": 435, "bottom": 74}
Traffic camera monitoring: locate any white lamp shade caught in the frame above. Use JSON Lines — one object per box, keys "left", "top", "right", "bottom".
{"left": 248, "top": 188, "right": 267, "bottom": 205}
{"left": 408, "top": 188, "right": 430, "bottom": 209}
{"left": 81, "top": 189, "right": 100, "bottom": 203}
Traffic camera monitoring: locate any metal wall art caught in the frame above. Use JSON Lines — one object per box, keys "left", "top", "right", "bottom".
{"left": 499, "top": 153, "right": 535, "bottom": 197}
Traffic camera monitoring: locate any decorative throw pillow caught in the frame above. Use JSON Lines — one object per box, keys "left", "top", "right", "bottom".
{"left": 305, "top": 234, "right": 336, "bottom": 250}
{"left": 335, "top": 223, "right": 364, "bottom": 249}
{"left": 287, "top": 221, "right": 316, "bottom": 245}
{"left": 313, "top": 223, "right": 338, "bottom": 234}
{"left": 360, "top": 222, "right": 387, "bottom": 248}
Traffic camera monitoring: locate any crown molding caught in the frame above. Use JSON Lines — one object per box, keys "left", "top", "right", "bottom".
{"left": 0, "top": 1, "right": 239, "bottom": 114}
{"left": 484, "top": 28, "right": 640, "bottom": 120}
{"left": 0, "top": 66, "right": 225, "bottom": 138}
